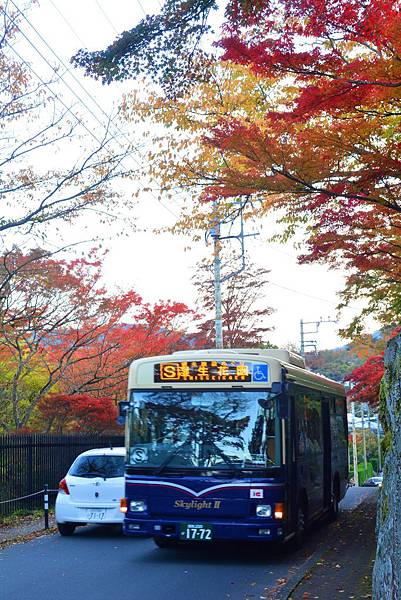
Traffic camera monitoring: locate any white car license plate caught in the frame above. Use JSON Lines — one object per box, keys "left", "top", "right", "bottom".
{"left": 86, "top": 510, "right": 106, "bottom": 521}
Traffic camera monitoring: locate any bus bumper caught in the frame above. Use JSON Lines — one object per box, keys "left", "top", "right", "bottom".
{"left": 123, "top": 517, "right": 286, "bottom": 542}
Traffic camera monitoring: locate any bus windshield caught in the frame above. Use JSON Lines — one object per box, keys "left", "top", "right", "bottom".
{"left": 126, "top": 389, "right": 280, "bottom": 471}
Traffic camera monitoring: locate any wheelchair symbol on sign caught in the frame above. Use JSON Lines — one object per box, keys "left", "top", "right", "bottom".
{"left": 252, "top": 365, "right": 268, "bottom": 382}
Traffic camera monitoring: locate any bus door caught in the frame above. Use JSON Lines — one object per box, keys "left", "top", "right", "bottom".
{"left": 321, "top": 399, "right": 332, "bottom": 510}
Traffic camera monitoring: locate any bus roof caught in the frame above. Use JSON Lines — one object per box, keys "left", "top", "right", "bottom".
{"left": 127, "top": 348, "right": 345, "bottom": 396}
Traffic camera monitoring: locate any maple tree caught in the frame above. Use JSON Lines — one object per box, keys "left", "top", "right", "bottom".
{"left": 344, "top": 327, "right": 400, "bottom": 409}
{"left": 215, "top": 0, "right": 401, "bottom": 334}
{"left": 120, "top": 60, "right": 276, "bottom": 233}
{"left": 0, "top": 247, "right": 138, "bottom": 430}
{"left": 305, "top": 326, "right": 398, "bottom": 383}
{"left": 116, "top": 1, "right": 401, "bottom": 333}
{"left": 72, "top": 0, "right": 217, "bottom": 98}
{"left": 346, "top": 354, "right": 384, "bottom": 410}
{"left": 37, "top": 393, "right": 119, "bottom": 434}
{"left": 58, "top": 300, "right": 199, "bottom": 400}
{"left": 0, "top": 1, "right": 134, "bottom": 238}
{"left": 0, "top": 247, "right": 196, "bottom": 431}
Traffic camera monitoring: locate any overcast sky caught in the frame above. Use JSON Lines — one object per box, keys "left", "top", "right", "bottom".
{"left": 7, "top": 0, "right": 378, "bottom": 351}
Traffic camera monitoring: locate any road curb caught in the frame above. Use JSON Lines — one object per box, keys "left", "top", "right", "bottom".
{"left": 274, "top": 545, "right": 325, "bottom": 600}
{"left": 0, "top": 526, "right": 57, "bottom": 550}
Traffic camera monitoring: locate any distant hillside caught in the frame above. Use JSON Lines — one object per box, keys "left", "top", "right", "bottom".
{"left": 305, "top": 347, "right": 363, "bottom": 382}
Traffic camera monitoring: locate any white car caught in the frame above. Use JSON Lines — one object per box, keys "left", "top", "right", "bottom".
{"left": 55, "top": 447, "right": 125, "bottom": 536}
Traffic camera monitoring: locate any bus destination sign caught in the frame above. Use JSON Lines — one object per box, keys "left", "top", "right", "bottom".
{"left": 154, "top": 361, "right": 269, "bottom": 383}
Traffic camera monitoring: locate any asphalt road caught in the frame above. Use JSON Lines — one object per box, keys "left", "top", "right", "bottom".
{"left": 0, "top": 487, "right": 376, "bottom": 600}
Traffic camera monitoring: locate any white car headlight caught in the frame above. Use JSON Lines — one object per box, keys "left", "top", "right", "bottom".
{"left": 130, "top": 500, "right": 147, "bottom": 512}
{"left": 256, "top": 504, "right": 272, "bottom": 517}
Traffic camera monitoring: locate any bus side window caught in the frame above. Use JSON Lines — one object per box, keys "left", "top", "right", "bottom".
{"left": 295, "top": 392, "right": 307, "bottom": 458}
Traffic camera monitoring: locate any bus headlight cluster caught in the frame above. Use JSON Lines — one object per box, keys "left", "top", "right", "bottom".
{"left": 130, "top": 500, "right": 147, "bottom": 512}
{"left": 256, "top": 504, "right": 272, "bottom": 517}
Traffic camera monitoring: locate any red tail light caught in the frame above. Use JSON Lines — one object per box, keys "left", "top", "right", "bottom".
{"left": 58, "top": 478, "right": 70, "bottom": 495}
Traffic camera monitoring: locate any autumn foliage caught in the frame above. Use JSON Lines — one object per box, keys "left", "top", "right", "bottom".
{"left": 38, "top": 394, "right": 119, "bottom": 434}
{"left": 118, "top": 0, "right": 401, "bottom": 334}
{"left": 345, "top": 355, "right": 384, "bottom": 409}
{"left": 0, "top": 248, "right": 197, "bottom": 432}
{"left": 215, "top": 0, "right": 401, "bottom": 333}
{"left": 344, "top": 327, "right": 400, "bottom": 408}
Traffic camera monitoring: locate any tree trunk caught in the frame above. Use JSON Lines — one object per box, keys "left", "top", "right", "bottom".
{"left": 372, "top": 332, "right": 401, "bottom": 599}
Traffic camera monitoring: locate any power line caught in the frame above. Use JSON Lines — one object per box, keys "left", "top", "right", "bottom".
{"left": 8, "top": 0, "right": 139, "bottom": 149}
{"left": 4, "top": 37, "right": 172, "bottom": 223}
{"left": 47, "top": 0, "right": 87, "bottom": 47}
{"left": 135, "top": 0, "right": 165, "bottom": 19}
{"left": 4, "top": 38, "right": 104, "bottom": 146}
{"left": 268, "top": 280, "right": 361, "bottom": 311}
{"left": 47, "top": 0, "right": 181, "bottom": 218}
{"left": 4, "top": 2, "right": 180, "bottom": 219}
{"left": 136, "top": 0, "right": 149, "bottom": 17}
{"left": 95, "top": 0, "right": 119, "bottom": 34}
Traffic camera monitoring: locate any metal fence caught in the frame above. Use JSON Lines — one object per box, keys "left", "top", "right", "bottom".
{"left": 0, "top": 434, "right": 124, "bottom": 517}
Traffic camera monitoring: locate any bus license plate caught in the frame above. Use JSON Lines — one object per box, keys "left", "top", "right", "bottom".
{"left": 180, "top": 523, "right": 213, "bottom": 541}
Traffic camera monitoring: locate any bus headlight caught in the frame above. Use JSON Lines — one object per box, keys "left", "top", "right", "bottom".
{"left": 256, "top": 504, "right": 272, "bottom": 517}
{"left": 130, "top": 500, "right": 147, "bottom": 512}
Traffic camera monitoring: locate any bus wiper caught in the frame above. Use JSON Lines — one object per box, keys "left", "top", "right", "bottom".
{"left": 203, "top": 438, "right": 239, "bottom": 470}
{"left": 154, "top": 443, "right": 189, "bottom": 476}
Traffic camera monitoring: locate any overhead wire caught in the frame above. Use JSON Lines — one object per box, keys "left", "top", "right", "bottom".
{"left": 47, "top": 0, "right": 87, "bottom": 47}
{"left": 94, "top": 0, "right": 119, "bottom": 34}
{"left": 135, "top": 0, "right": 149, "bottom": 16}
{"left": 8, "top": 0, "right": 142, "bottom": 152}
{"left": 3, "top": 38, "right": 104, "bottom": 146}
{"left": 5, "top": 0, "right": 180, "bottom": 219}
{"left": 267, "top": 280, "right": 361, "bottom": 312}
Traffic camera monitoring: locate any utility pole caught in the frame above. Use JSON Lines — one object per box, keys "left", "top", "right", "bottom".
{"left": 361, "top": 403, "right": 368, "bottom": 479}
{"left": 213, "top": 221, "right": 223, "bottom": 349}
{"left": 208, "top": 199, "right": 258, "bottom": 350}
{"left": 299, "top": 317, "right": 337, "bottom": 356}
{"left": 351, "top": 401, "right": 359, "bottom": 486}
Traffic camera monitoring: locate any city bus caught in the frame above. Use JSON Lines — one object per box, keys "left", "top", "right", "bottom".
{"left": 120, "top": 348, "right": 348, "bottom": 548}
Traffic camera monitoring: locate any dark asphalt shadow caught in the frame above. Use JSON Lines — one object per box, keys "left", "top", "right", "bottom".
{"left": 137, "top": 540, "right": 289, "bottom": 566}
{"left": 67, "top": 523, "right": 124, "bottom": 538}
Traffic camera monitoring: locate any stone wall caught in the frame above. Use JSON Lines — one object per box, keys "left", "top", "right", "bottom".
{"left": 372, "top": 332, "right": 401, "bottom": 599}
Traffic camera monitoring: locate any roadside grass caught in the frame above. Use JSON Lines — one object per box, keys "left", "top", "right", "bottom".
{"left": 0, "top": 507, "right": 54, "bottom": 527}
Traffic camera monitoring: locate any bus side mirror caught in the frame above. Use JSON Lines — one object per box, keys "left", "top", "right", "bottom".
{"left": 117, "top": 401, "right": 129, "bottom": 423}
{"left": 269, "top": 382, "right": 288, "bottom": 418}
{"left": 271, "top": 382, "right": 283, "bottom": 394}
{"left": 278, "top": 397, "right": 289, "bottom": 419}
